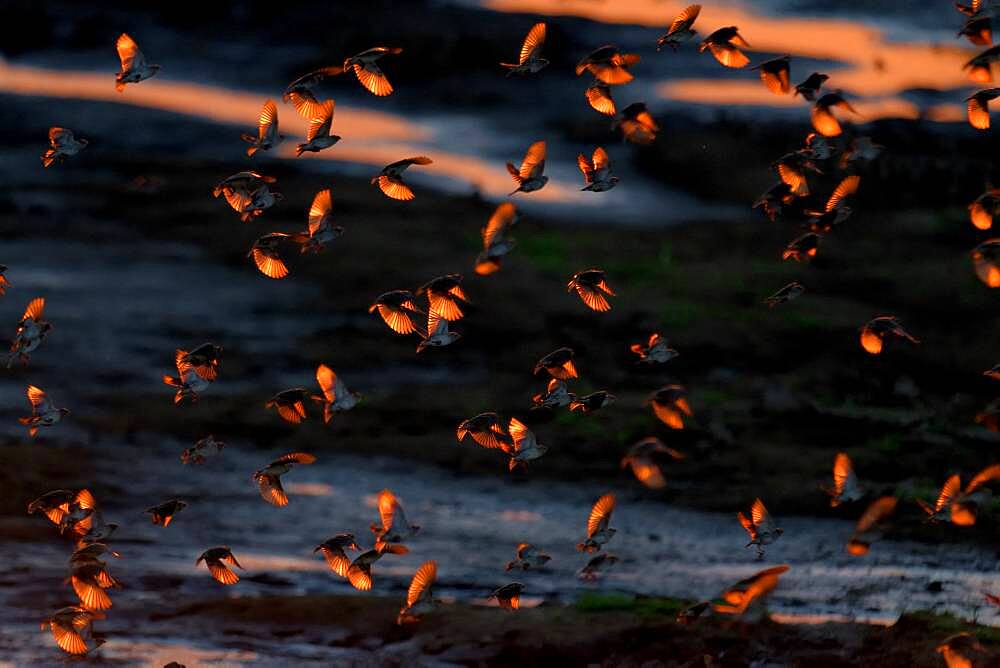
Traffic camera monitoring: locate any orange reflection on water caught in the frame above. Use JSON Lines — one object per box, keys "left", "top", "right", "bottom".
{"left": 0, "top": 61, "right": 575, "bottom": 202}
{"left": 488, "top": 0, "right": 974, "bottom": 117}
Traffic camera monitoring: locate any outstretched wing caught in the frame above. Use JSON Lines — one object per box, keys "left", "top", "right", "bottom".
{"left": 22, "top": 297, "right": 45, "bottom": 322}
{"left": 519, "top": 141, "right": 546, "bottom": 179}
{"left": 407, "top": 560, "right": 437, "bottom": 607}
{"left": 27, "top": 385, "right": 51, "bottom": 412}
{"left": 257, "top": 99, "right": 278, "bottom": 139}
{"left": 669, "top": 5, "right": 701, "bottom": 35}
{"left": 116, "top": 33, "right": 145, "bottom": 71}
{"left": 308, "top": 189, "right": 333, "bottom": 236}
{"left": 257, "top": 474, "right": 289, "bottom": 507}
{"left": 353, "top": 62, "right": 393, "bottom": 96}
{"left": 316, "top": 363, "right": 337, "bottom": 402}
{"left": 826, "top": 175, "right": 860, "bottom": 212}
{"left": 519, "top": 23, "right": 547, "bottom": 64}
{"left": 587, "top": 493, "right": 615, "bottom": 538}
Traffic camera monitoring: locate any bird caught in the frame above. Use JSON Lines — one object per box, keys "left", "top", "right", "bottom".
{"left": 709, "top": 565, "right": 790, "bottom": 618}
{"left": 417, "top": 309, "right": 461, "bottom": 353}
{"left": 846, "top": 496, "right": 898, "bottom": 556}
{"left": 180, "top": 435, "right": 225, "bottom": 465}
{"left": 738, "top": 498, "right": 783, "bottom": 559}
{"left": 69, "top": 561, "right": 119, "bottom": 611}
{"left": 620, "top": 437, "right": 685, "bottom": 490}
{"left": 794, "top": 72, "right": 829, "bottom": 101}
{"left": 176, "top": 344, "right": 224, "bottom": 382}
{"left": 972, "top": 238, "right": 1000, "bottom": 287}
{"left": 488, "top": 582, "right": 525, "bottom": 610}
{"left": 212, "top": 171, "right": 276, "bottom": 199}
{"left": 41, "top": 127, "right": 88, "bottom": 168}
{"left": 630, "top": 333, "right": 678, "bottom": 364}
{"left": 753, "top": 182, "right": 797, "bottom": 222}
{"left": 114, "top": 33, "right": 159, "bottom": 92}
{"left": 505, "top": 543, "right": 551, "bottom": 571}
{"left": 281, "top": 66, "right": 345, "bottom": 103}
{"left": 292, "top": 189, "right": 344, "bottom": 254}
{"left": 248, "top": 232, "right": 292, "bottom": 279}
{"left": 146, "top": 499, "right": 187, "bottom": 527}
{"left": 501, "top": 23, "right": 549, "bottom": 76}
{"left": 252, "top": 452, "right": 317, "bottom": 507}
{"left": 7, "top": 297, "right": 51, "bottom": 367}
{"left": 69, "top": 543, "right": 120, "bottom": 568}
{"left": 314, "top": 533, "right": 360, "bottom": 577}
{"left": 370, "top": 488, "right": 421, "bottom": 546}
{"left": 698, "top": 27, "right": 751, "bottom": 68}
{"left": 955, "top": 0, "right": 998, "bottom": 17}
{"left": 964, "top": 44, "right": 1000, "bottom": 83}
{"left": 534, "top": 347, "right": 578, "bottom": 380}
{"left": 371, "top": 157, "right": 433, "bottom": 201}
{"left": 475, "top": 202, "right": 519, "bottom": 275}
{"left": 985, "top": 363, "right": 1000, "bottom": 379}
{"left": 763, "top": 281, "right": 805, "bottom": 307}
{"left": 646, "top": 385, "right": 692, "bottom": 430}
{"left": 63, "top": 506, "right": 118, "bottom": 548}
{"left": 578, "top": 553, "right": 619, "bottom": 582}
{"left": 578, "top": 147, "right": 619, "bottom": 192}
{"left": 811, "top": 92, "right": 858, "bottom": 137}
{"left": 773, "top": 151, "right": 821, "bottom": 197}
{"left": 617, "top": 103, "right": 660, "bottom": 145}
{"left": 289, "top": 92, "right": 340, "bottom": 157}
{"left": 41, "top": 606, "right": 105, "bottom": 655}
{"left": 18, "top": 385, "right": 69, "bottom": 437}
{"left": 456, "top": 412, "right": 514, "bottom": 450}
{"left": 936, "top": 633, "right": 996, "bottom": 668}
{"left": 569, "top": 390, "right": 616, "bottom": 414}
{"left": 821, "top": 453, "right": 865, "bottom": 507}
{"left": 859, "top": 316, "right": 919, "bottom": 355}
{"left": 782, "top": 232, "right": 821, "bottom": 262}
{"left": 802, "top": 132, "right": 834, "bottom": 160}
{"left": 505, "top": 417, "right": 549, "bottom": 471}
{"left": 346, "top": 542, "right": 409, "bottom": 591}
{"left": 28, "top": 489, "right": 95, "bottom": 527}
{"left": 575, "top": 46, "right": 640, "bottom": 85}
{"left": 369, "top": 290, "right": 427, "bottom": 335}
{"left": 958, "top": 14, "right": 994, "bottom": 46}
{"left": 567, "top": 268, "right": 615, "bottom": 311}
{"left": 507, "top": 141, "right": 548, "bottom": 195}
{"left": 965, "top": 88, "right": 1000, "bottom": 130}
{"left": 222, "top": 181, "right": 284, "bottom": 222}
{"left": 585, "top": 84, "right": 617, "bottom": 117}
{"left": 577, "top": 493, "right": 616, "bottom": 552}
{"left": 240, "top": 100, "right": 282, "bottom": 158}
{"left": 0, "top": 264, "right": 8, "bottom": 295}
{"left": 969, "top": 187, "right": 1000, "bottom": 230}
{"left": 919, "top": 466, "right": 1000, "bottom": 525}
{"left": 196, "top": 547, "right": 243, "bottom": 585}
{"left": 313, "top": 363, "right": 361, "bottom": 424}
{"left": 415, "top": 274, "right": 469, "bottom": 321}
{"left": 532, "top": 378, "right": 575, "bottom": 410}
{"left": 657, "top": 4, "right": 701, "bottom": 51}
{"left": 805, "top": 175, "right": 861, "bottom": 232}
{"left": 265, "top": 388, "right": 311, "bottom": 423}
{"left": 752, "top": 55, "right": 791, "bottom": 95}
{"left": 343, "top": 47, "right": 403, "bottom": 96}
{"left": 163, "top": 356, "right": 211, "bottom": 404}
{"left": 840, "top": 136, "right": 883, "bottom": 168}
{"left": 397, "top": 560, "right": 437, "bottom": 625}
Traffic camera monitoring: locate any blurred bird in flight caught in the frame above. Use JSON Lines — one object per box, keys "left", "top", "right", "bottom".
{"left": 621, "top": 437, "right": 685, "bottom": 489}
{"left": 575, "top": 46, "right": 640, "bottom": 84}
{"left": 196, "top": 547, "right": 243, "bottom": 585}
{"left": 501, "top": 23, "right": 549, "bottom": 76}
{"left": 630, "top": 332, "right": 678, "bottom": 364}
{"left": 505, "top": 543, "right": 551, "bottom": 571}
{"left": 19, "top": 385, "right": 69, "bottom": 437}
{"left": 577, "top": 493, "right": 616, "bottom": 552}
{"left": 507, "top": 141, "right": 548, "bottom": 195}
{"left": 372, "top": 157, "right": 433, "bottom": 201}
{"left": 699, "top": 26, "right": 751, "bottom": 68}
{"left": 41, "top": 128, "right": 87, "bottom": 168}
{"left": 578, "top": 147, "right": 619, "bottom": 192}
{"left": 114, "top": 33, "right": 159, "bottom": 92}
{"left": 7, "top": 297, "right": 50, "bottom": 367}
{"left": 241, "top": 99, "right": 283, "bottom": 157}
{"left": 567, "top": 268, "right": 615, "bottom": 312}
{"left": 738, "top": 498, "right": 783, "bottom": 559}
{"left": 859, "top": 316, "right": 919, "bottom": 355}
{"left": 657, "top": 5, "right": 701, "bottom": 52}
{"left": 252, "top": 452, "right": 317, "bottom": 507}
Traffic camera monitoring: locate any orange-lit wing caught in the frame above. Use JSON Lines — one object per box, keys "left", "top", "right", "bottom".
{"left": 483, "top": 202, "right": 516, "bottom": 248}
{"left": 377, "top": 303, "right": 418, "bottom": 334}
{"left": 737, "top": 511, "right": 756, "bottom": 539}
{"left": 116, "top": 33, "right": 141, "bottom": 71}
{"left": 577, "top": 154, "right": 594, "bottom": 184}
{"left": 72, "top": 577, "right": 112, "bottom": 611}
{"left": 23, "top": 297, "right": 45, "bottom": 322}
{"left": 651, "top": 402, "right": 684, "bottom": 429}
{"left": 223, "top": 188, "right": 253, "bottom": 213}
{"left": 968, "top": 97, "right": 991, "bottom": 130}
{"left": 751, "top": 498, "right": 769, "bottom": 526}
{"left": 407, "top": 560, "right": 437, "bottom": 607}
{"left": 377, "top": 489, "right": 397, "bottom": 532}
{"left": 520, "top": 23, "right": 546, "bottom": 64}
{"left": 966, "top": 463, "right": 1000, "bottom": 493}
{"left": 26, "top": 384, "right": 49, "bottom": 410}
{"left": 258, "top": 99, "right": 277, "bottom": 139}
{"left": 252, "top": 248, "right": 289, "bottom": 279}
{"left": 208, "top": 561, "right": 240, "bottom": 585}
{"left": 592, "top": 147, "right": 610, "bottom": 173}
{"left": 936, "top": 474, "right": 962, "bottom": 512}
{"left": 585, "top": 85, "right": 617, "bottom": 116}
{"left": 308, "top": 189, "right": 333, "bottom": 236}
{"left": 760, "top": 68, "right": 789, "bottom": 95}
{"left": 507, "top": 417, "right": 528, "bottom": 447}
{"left": 276, "top": 403, "right": 304, "bottom": 424}
{"left": 708, "top": 43, "right": 749, "bottom": 68}
{"left": 316, "top": 363, "right": 337, "bottom": 402}
{"left": 972, "top": 252, "right": 1000, "bottom": 287}
{"left": 305, "top": 100, "right": 334, "bottom": 142}
{"left": 811, "top": 105, "right": 842, "bottom": 136}
{"left": 669, "top": 5, "right": 701, "bottom": 34}
{"left": 277, "top": 452, "right": 316, "bottom": 465}
{"left": 832, "top": 453, "right": 853, "bottom": 496}
{"left": 377, "top": 175, "right": 415, "bottom": 201}
{"left": 826, "top": 175, "right": 860, "bottom": 211}
{"left": 970, "top": 199, "right": 994, "bottom": 230}
{"left": 628, "top": 458, "right": 667, "bottom": 489}
{"left": 257, "top": 474, "right": 289, "bottom": 507}
{"left": 321, "top": 547, "right": 351, "bottom": 577}
{"left": 776, "top": 163, "right": 806, "bottom": 194}
{"left": 74, "top": 489, "right": 96, "bottom": 511}
{"left": 347, "top": 563, "right": 373, "bottom": 590}
{"left": 854, "top": 496, "right": 897, "bottom": 534}
{"left": 860, "top": 327, "right": 883, "bottom": 354}
{"left": 51, "top": 622, "right": 88, "bottom": 655}
{"left": 586, "top": 63, "right": 635, "bottom": 85}
{"left": 353, "top": 62, "right": 393, "bottom": 96}
{"left": 519, "top": 141, "right": 546, "bottom": 179}
{"left": 428, "top": 293, "right": 462, "bottom": 321}
{"left": 574, "top": 285, "right": 611, "bottom": 312}
{"left": 587, "top": 493, "right": 615, "bottom": 537}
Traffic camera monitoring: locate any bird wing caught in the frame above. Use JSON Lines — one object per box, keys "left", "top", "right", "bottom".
{"left": 585, "top": 85, "right": 617, "bottom": 116}
{"left": 407, "top": 560, "right": 437, "bottom": 607}
{"left": 482, "top": 202, "right": 516, "bottom": 248}
{"left": 519, "top": 23, "right": 546, "bottom": 64}
{"left": 936, "top": 474, "right": 962, "bottom": 511}
{"left": 811, "top": 104, "right": 842, "bottom": 137}
{"left": 376, "top": 302, "right": 420, "bottom": 333}
{"left": 377, "top": 489, "right": 397, "bottom": 532}
{"left": 574, "top": 284, "right": 612, "bottom": 312}
{"left": 854, "top": 496, "right": 897, "bottom": 534}
{"left": 592, "top": 147, "right": 611, "bottom": 176}
{"left": 321, "top": 546, "right": 351, "bottom": 577}
{"left": 577, "top": 153, "right": 595, "bottom": 184}
{"left": 826, "top": 175, "right": 860, "bottom": 212}
{"left": 585, "top": 61, "right": 635, "bottom": 85}
{"left": 257, "top": 99, "right": 278, "bottom": 140}
{"left": 708, "top": 43, "right": 749, "bottom": 68}
{"left": 304, "top": 100, "right": 335, "bottom": 142}
{"left": 275, "top": 452, "right": 317, "bottom": 465}
{"left": 116, "top": 33, "right": 144, "bottom": 71}
{"left": 376, "top": 175, "right": 415, "bottom": 201}
{"left": 832, "top": 452, "right": 854, "bottom": 496}
{"left": 223, "top": 188, "right": 253, "bottom": 213}
{"left": 353, "top": 62, "right": 393, "bottom": 96}
{"left": 587, "top": 493, "right": 615, "bottom": 537}
{"left": 257, "top": 473, "right": 289, "bottom": 507}
{"left": 207, "top": 560, "right": 240, "bottom": 585}
{"left": 669, "top": 5, "right": 701, "bottom": 35}
{"left": 968, "top": 95, "right": 991, "bottom": 129}
{"left": 308, "top": 189, "right": 333, "bottom": 236}
{"left": 759, "top": 65, "right": 790, "bottom": 95}
{"left": 49, "top": 127, "right": 72, "bottom": 148}
{"left": 22, "top": 297, "right": 45, "bottom": 322}
{"left": 316, "top": 363, "right": 337, "bottom": 402}
{"left": 276, "top": 400, "right": 306, "bottom": 424}
{"left": 966, "top": 463, "right": 1000, "bottom": 493}
{"left": 51, "top": 620, "right": 89, "bottom": 655}
{"left": 751, "top": 498, "right": 772, "bottom": 528}
{"left": 738, "top": 511, "right": 757, "bottom": 539}
{"left": 347, "top": 561, "right": 373, "bottom": 590}
{"left": 519, "top": 141, "right": 546, "bottom": 179}
{"left": 628, "top": 457, "right": 667, "bottom": 489}
{"left": 27, "top": 385, "right": 51, "bottom": 412}
{"left": 252, "top": 246, "right": 289, "bottom": 279}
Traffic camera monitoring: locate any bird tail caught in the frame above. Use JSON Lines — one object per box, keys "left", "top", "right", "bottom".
{"left": 41, "top": 150, "right": 56, "bottom": 168}
{"left": 296, "top": 143, "right": 308, "bottom": 157}
{"left": 163, "top": 375, "right": 181, "bottom": 387}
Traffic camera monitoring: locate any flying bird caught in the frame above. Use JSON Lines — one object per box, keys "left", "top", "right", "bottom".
{"left": 369, "top": 290, "right": 427, "bottom": 335}
{"left": 794, "top": 72, "right": 829, "bottom": 101}
{"left": 969, "top": 187, "right": 1000, "bottom": 230}
{"left": 839, "top": 136, "right": 883, "bottom": 168}
{"left": 28, "top": 489, "right": 95, "bottom": 527}
{"left": 577, "top": 493, "right": 616, "bottom": 552}
{"left": 221, "top": 181, "right": 284, "bottom": 222}
{"left": 196, "top": 547, "right": 243, "bottom": 585}
{"left": 146, "top": 499, "right": 187, "bottom": 527}
{"left": 578, "top": 147, "right": 619, "bottom": 191}
{"left": 753, "top": 182, "right": 797, "bottom": 222}
{"left": 7, "top": 297, "right": 51, "bottom": 367}
{"left": 212, "top": 171, "right": 275, "bottom": 200}
{"left": 41, "top": 127, "right": 88, "bottom": 168}
{"left": 456, "top": 412, "right": 514, "bottom": 450}
{"left": 476, "top": 202, "right": 519, "bottom": 275}
{"left": 292, "top": 189, "right": 344, "bottom": 254}
{"left": 505, "top": 543, "right": 551, "bottom": 571}
{"left": 585, "top": 84, "right": 617, "bottom": 116}
{"left": 569, "top": 390, "right": 616, "bottom": 414}
{"left": 531, "top": 378, "right": 575, "bottom": 410}
{"left": 253, "top": 452, "right": 317, "bottom": 507}
{"left": 919, "top": 466, "right": 1000, "bottom": 525}
{"left": 415, "top": 274, "right": 469, "bottom": 321}
{"left": 289, "top": 92, "right": 340, "bottom": 156}
{"left": 579, "top": 553, "right": 619, "bottom": 581}
{"left": 646, "top": 385, "right": 692, "bottom": 430}
{"left": 489, "top": 582, "right": 525, "bottom": 610}
{"left": 313, "top": 363, "right": 361, "bottom": 424}
{"left": 176, "top": 344, "right": 223, "bottom": 382}
{"left": 859, "top": 316, "right": 919, "bottom": 355}
{"left": 630, "top": 333, "right": 678, "bottom": 364}
{"left": 847, "top": 496, "right": 898, "bottom": 556}
{"left": 971, "top": 237, "right": 1000, "bottom": 287}
{"left": 372, "top": 157, "right": 433, "bottom": 201}
{"left": 163, "top": 356, "right": 211, "bottom": 404}
{"left": 241, "top": 99, "right": 283, "bottom": 156}
{"left": 417, "top": 309, "right": 461, "bottom": 353}
{"left": 575, "top": 46, "right": 640, "bottom": 85}
{"left": 41, "top": 606, "right": 104, "bottom": 655}
{"left": 507, "top": 141, "right": 548, "bottom": 195}
{"left": 968, "top": 87, "right": 1000, "bottom": 130}
{"left": 346, "top": 542, "right": 409, "bottom": 591}
{"left": 370, "top": 488, "right": 421, "bottom": 546}
{"left": 709, "top": 565, "right": 790, "bottom": 618}
{"left": 567, "top": 268, "right": 615, "bottom": 311}
{"left": 620, "top": 437, "right": 685, "bottom": 489}
{"left": 397, "top": 560, "right": 437, "bottom": 624}
{"left": 773, "top": 151, "right": 821, "bottom": 197}
{"left": 738, "top": 498, "right": 783, "bottom": 559}
{"left": 314, "top": 533, "right": 360, "bottom": 577}
{"left": 505, "top": 417, "right": 549, "bottom": 471}
{"left": 70, "top": 561, "right": 119, "bottom": 611}
{"left": 782, "top": 232, "right": 821, "bottom": 262}
{"left": 281, "top": 66, "right": 345, "bottom": 103}
{"left": 657, "top": 4, "right": 701, "bottom": 51}
{"left": 822, "top": 453, "right": 865, "bottom": 507}
{"left": 805, "top": 175, "right": 860, "bottom": 232}
{"left": 964, "top": 44, "right": 1000, "bottom": 83}
{"left": 344, "top": 47, "right": 403, "bottom": 96}
{"left": 248, "top": 232, "right": 292, "bottom": 279}
{"left": 114, "top": 33, "right": 159, "bottom": 91}
{"left": 936, "top": 633, "right": 996, "bottom": 668}
{"left": 752, "top": 56, "right": 791, "bottom": 95}
{"left": 811, "top": 92, "right": 858, "bottom": 137}
{"left": 617, "top": 103, "right": 660, "bottom": 145}
{"left": 265, "top": 387, "right": 311, "bottom": 424}
{"left": 763, "top": 281, "right": 805, "bottom": 307}
{"left": 19, "top": 385, "right": 69, "bottom": 437}
{"left": 699, "top": 27, "right": 751, "bottom": 68}
{"left": 181, "top": 435, "right": 225, "bottom": 465}
{"left": 0, "top": 264, "right": 8, "bottom": 296}
{"left": 501, "top": 23, "right": 549, "bottom": 76}
{"left": 534, "top": 347, "right": 578, "bottom": 380}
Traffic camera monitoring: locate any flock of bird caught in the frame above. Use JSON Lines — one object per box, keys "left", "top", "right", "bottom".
{"left": 8, "top": 1, "right": 1000, "bottom": 662}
